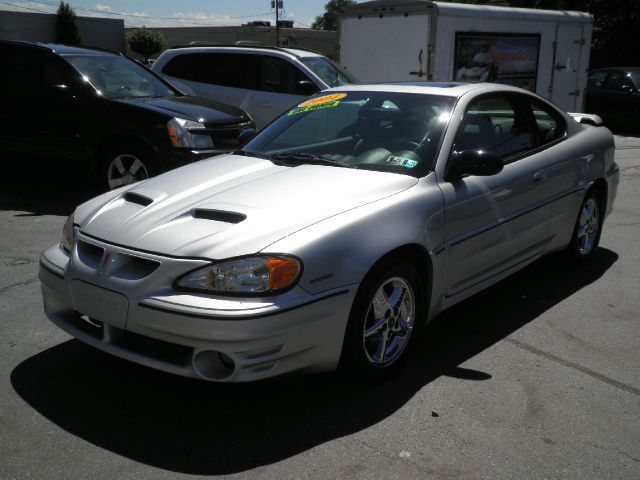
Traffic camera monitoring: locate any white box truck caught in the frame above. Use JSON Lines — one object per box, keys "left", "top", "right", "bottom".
{"left": 339, "top": 0, "right": 592, "bottom": 112}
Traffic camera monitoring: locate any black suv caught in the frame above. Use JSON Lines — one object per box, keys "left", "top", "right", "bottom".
{"left": 0, "top": 41, "right": 255, "bottom": 189}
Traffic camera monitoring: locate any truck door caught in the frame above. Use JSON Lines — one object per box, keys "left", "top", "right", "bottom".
{"left": 339, "top": 14, "right": 429, "bottom": 83}
{"left": 551, "top": 25, "right": 586, "bottom": 111}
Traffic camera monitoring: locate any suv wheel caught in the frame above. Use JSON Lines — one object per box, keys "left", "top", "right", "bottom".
{"left": 101, "top": 144, "right": 157, "bottom": 190}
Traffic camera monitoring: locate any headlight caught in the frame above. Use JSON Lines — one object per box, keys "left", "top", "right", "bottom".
{"left": 62, "top": 212, "right": 75, "bottom": 253}
{"left": 176, "top": 255, "right": 302, "bottom": 295}
{"left": 167, "top": 117, "right": 214, "bottom": 149}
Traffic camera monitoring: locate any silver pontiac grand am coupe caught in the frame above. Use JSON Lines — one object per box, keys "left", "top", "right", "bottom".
{"left": 39, "top": 83, "right": 620, "bottom": 382}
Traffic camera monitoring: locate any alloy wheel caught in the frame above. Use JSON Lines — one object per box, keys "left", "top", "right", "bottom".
{"left": 362, "top": 276, "right": 415, "bottom": 367}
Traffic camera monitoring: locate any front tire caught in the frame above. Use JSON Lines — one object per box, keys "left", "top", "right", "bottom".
{"left": 100, "top": 144, "right": 157, "bottom": 191}
{"left": 566, "top": 187, "right": 604, "bottom": 261}
{"left": 342, "top": 259, "right": 424, "bottom": 379}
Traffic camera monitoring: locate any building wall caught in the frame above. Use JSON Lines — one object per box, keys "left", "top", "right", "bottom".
{"left": 0, "top": 11, "right": 125, "bottom": 52}
{"left": 125, "top": 25, "right": 339, "bottom": 60}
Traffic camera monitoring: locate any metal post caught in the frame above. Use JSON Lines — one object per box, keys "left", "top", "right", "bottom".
{"left": 272, "top": 0, "right": 283, "bottom": 46}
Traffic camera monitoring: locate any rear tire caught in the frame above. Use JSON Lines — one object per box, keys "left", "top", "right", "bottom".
{"left": 566, "top": 187, "right": 604, "bottom": 262}
{"left": 100, "top": 143, "right": 157, "bottom": 191}
{"left": 342, "top": 258, "right": 424, "bottom": 380}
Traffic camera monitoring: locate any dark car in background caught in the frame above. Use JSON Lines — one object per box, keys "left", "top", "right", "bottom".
{"left": 585, "top": 67, "right": 640, "bottom": 130}
{"left": 0, "top": 41, "right": 254, "bottom": 190}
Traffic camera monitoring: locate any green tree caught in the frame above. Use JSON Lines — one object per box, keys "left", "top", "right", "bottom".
{"left": 312, "top": 0, "right": 356, "bottom": 30}
{"left": 55, "top": 1, "right": 82, "bottom": 45}
{"left": 127, "top": 27, "right": 165, "bottom": 62}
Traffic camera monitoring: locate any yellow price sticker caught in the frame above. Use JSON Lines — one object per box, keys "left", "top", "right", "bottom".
{"left": 298, "top": 93, "right": 347, "bottom": 108}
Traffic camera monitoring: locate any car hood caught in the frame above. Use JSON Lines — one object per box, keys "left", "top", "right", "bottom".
{"left": 116, "top": 96, "right": 250, "bottom": 125}
{"left": 77, "top": 154, "right": 418, "bottom": 259}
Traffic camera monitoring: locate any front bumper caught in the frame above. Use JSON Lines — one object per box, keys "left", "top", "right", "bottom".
{"left": 39, "top": 235, "right": 357, "bottom": 382}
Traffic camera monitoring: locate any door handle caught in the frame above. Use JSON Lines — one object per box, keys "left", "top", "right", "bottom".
{"left": 255, "top": 101, "right": 272, "bottom": 108}
{"left": 533, "top": 170, "right": 548, "bottom": 183}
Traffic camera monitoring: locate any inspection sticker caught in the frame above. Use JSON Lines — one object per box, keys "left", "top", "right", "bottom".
{"left": 387, "top": 155, "right": 418, "bottom": 168}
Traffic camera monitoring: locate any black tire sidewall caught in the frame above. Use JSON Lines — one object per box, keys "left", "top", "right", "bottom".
{"left": 342, "top": 258, "right": 425, "bottom": 379}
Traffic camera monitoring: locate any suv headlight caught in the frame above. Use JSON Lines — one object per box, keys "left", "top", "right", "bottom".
{"left": 167, "top": 117, "right": 214, "bottom": 149}
{"left": 62, "top": 212, "right": 75, "bottom": 253}
{"left": 176, "top": 255, "right": 302, "bottom": 295}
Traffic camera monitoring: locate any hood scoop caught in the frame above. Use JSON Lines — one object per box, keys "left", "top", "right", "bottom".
{"left": 192, "top": 208, "right": 247, "bottom": 224}
{"left": 123, "top": 192, "right": 153, "bottom": 207}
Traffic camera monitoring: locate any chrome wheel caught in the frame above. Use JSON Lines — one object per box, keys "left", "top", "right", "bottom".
{"left": 362, "top": 276, "right": 415, "bottom": 367}
{"left": 107, "top": 154, "right": 150, "bottom": 189}
{"left": 576, "top": 198, "right": 600, "bottom": 255}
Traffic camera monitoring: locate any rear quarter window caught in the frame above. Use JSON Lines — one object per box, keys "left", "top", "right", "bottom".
{"left": 527, "top": 99, "right": 567, "bottom": 146}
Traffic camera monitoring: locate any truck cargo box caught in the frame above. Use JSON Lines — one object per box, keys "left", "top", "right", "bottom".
{"left": 339, "top": 0, "right": 592, "bottom": 111}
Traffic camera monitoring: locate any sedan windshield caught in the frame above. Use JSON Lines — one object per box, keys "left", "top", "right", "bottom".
{"left": 244, "top": 91, "right": 454, "bottom": 177}
{"left": 301, "top": 57, "right": 358, "bottom": 87}
{"left": 63, "top": 54, "right": 175, "bottom": 99}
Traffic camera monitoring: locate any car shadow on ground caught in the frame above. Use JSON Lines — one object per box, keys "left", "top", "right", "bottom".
{"left": 11, "top": 248, "right": 618, "bottom": 475}
{"left": 0, "top": 160, "right": 101, "bottom": 217}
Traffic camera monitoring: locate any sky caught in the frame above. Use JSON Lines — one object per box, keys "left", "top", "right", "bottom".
{"left": 0, "top": 1, "right": 334, "bottom": 28}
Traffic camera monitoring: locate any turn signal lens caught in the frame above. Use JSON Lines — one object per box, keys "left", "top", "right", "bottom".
{"left": 266, "top": 257, "right": 301, "bottom": 290}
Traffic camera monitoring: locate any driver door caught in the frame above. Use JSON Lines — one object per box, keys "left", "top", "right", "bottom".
{"left": 439, "top": 93, "right": 552, "bottom": 296}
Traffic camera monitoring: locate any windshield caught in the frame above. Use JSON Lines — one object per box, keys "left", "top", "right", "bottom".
{"left": 63, "top": 54, "right": 175, "bottom": 99}
{"left": 301, "top": 57, "right": 358, "bottom": 87}
{"left": 244, "top": 91, "right": 455, "bottom": 177}
{"left": 629, "top": 72, "right": 640, "bottom": 89}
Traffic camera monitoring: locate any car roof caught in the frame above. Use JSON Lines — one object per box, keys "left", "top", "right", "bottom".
{"left": 164, "top": 44, "right": 324, "bottom": 59}
{"left": 0, "top": 40, "right": 118, "bottom": 56}
{"left": 322, "top": 82, "right": 526, "bottom": 97}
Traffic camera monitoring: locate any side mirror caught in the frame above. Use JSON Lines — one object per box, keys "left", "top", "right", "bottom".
{"left": 446, "top": 149, "right": 503, "bottom": 182}
{"left": 295, "top": 80, "right": 320, "bottom": 96}
{"left": 238, "top": 128, "right": 257, "bottom": 146}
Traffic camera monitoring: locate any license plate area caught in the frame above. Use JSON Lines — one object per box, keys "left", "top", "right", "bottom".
{"left": 70, "top": 279, "right": 129, "bottom": 329}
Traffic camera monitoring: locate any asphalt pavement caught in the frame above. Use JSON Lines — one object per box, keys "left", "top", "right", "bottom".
{"left": 1, "top": 134, "right": 639, "bottom": 479}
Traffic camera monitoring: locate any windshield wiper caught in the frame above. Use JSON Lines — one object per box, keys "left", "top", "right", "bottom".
{"left": 269, "top": 152, "right": 355, "bottom": 169}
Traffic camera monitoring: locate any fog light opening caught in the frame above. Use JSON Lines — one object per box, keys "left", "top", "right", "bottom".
{"left": 192, "top": 349, "right": 235, "bottom": 380}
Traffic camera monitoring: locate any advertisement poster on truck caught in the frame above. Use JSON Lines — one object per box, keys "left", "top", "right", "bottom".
{"left": 454, "top": 33, "right": 541, "bottom": 91}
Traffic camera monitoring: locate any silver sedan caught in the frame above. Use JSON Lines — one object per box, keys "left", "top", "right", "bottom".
{"left": 39, "top": 83, "right": 620, "bottom": 382}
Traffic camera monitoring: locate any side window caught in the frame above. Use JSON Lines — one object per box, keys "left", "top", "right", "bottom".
{"left": 588, "top": 71, "right": 607, "bottom": 89}
{"left": 260, "top": 56, "right": 311, "bottom": 94}
{"left": 162, "top": 53, "right": 205, "bottom": 81}
{"left": 528, "top": 99, "right": 566, "bottom": 145}
{"left": 453, "top": 95, "right": 534, "bottom": 160}
{"left": 205, "top": 53, "right": 259, "bottom": 90}
{"left": 4, "top": 49, "right": 68, "bottom": 93}
{"left": 605, "top": 72, "right": 635, "bottom": 93}
{"left": 162, "top": 53, "right": 261, "bottom": 90}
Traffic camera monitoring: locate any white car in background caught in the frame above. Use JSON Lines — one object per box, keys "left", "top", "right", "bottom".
{"left": 152, "top": 45, "right": 359, "bottom": 130}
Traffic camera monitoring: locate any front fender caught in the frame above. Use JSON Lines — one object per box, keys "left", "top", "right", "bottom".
{"left": 265, "top": 174, "right": 446, "bottom": 304}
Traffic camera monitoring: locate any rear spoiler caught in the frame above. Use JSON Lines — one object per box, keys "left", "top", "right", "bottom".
{"left": 568, "top": 113, "right": 604, "bottom": 126}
